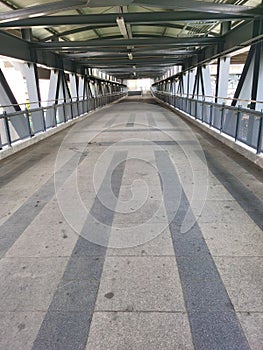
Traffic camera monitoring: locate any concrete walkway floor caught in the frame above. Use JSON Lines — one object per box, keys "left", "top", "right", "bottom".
{"left": 0, "top": 96, "right": 262, "bottom": 350}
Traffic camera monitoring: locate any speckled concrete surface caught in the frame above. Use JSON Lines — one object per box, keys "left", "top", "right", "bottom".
{"left": 0, "top": 96, "right": 262, "bottom": 350}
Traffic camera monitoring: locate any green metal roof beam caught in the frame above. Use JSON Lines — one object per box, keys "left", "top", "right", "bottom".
{"left": 75, "top": 0, "right": 263, "bottom": 16}
{"left": 0, "top": 11, "right": 258, "bottom": 28}
{"left": 75, "top": 58, "right": 190, "bottom": 63}
{"left": 84, "top": 59, "right": 184, "bottom": 66}
{"left": 103, "top": 67, "right": 170, "bottom": 71}
{"left": 83, "top": 33, "right": 217, "bottom": 41}
{"left": 42, "top": 24, "right": 111, "bottom": 42}
{"left": 67, "top": 50, "right": 196, "bottom": 58}
{"left": 73, "top": 53, "right": 196, "bottom": 60}
{"left": 41, "top": 22, "right": 217, "bottom": 42}
{"left": 0, "top": 0, "right": 69, "bottom": 41}
{"left": 34, "top": 37, "right": 223, "bottom": 49}
{"left": 133, "top": 0, "right": 262, "bottom": 15}
{"left": 0, "top": 0, "right": 87, "bottom": 24}
{"left": 64, "top": 47, "right": 197, "bottom": 54}
{"left": 82, "top": 59, "right": 184, "bottom": 64}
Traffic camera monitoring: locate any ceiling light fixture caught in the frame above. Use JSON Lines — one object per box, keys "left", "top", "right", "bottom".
{"left": 116, "top": 16, "right": 128, "bottom": 39}
{"left": 128, "top": 52, "right": 133, "bottom": 60}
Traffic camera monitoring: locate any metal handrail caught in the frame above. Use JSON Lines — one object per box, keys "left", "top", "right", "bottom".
{"left": 152, "top": 90, "right": 263, "bottom": 106}
{"left": 154, "top": 91, "right": 263, "bottom": 117}
{"left": 0, "top": 92, "right": 127, "bottom": 150}
{"left": 0, "top": 91, "right": 125, "bottom": 109}
{"left": 153, "top": 91, "right": 263, "bottom": 154}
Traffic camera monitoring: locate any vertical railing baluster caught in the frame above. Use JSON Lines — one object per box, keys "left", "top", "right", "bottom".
{"left": 235, "top": 106, "right": 241, "bottom": 142}
{"left": 25, "top": 108, "right": 33, "bottom": 137}
{"left": 256, "top": 111, "right": 263, "bottom": 154}
{"left": 3, "top": 111, "right": 11, "bottom": 147}
{"left": 220, "top": 102, "right": 225, "bottom": 133}
{"left": 209, "top": 104, "right": 213, "bottom": 127}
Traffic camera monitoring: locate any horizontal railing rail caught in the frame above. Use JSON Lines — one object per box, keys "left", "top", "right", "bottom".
{"left": 153, "top": 91, "right": 263, "bottom": 155}
{"left": 0, "top": 92, "right": 126, "bottom": 151}
{"left": 151, "top": 91, "right": 263, "bottom": 107}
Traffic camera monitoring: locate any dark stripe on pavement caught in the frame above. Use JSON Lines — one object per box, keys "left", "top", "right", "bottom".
{"left": 85, "top": 140, "right": 179, "bottom": 147}
{"left": 88, "top": 128, "right": 184, "bottom": 133}
{"left": 126, "top": 112, "right": 135, "bottom": 127}
{"left": 0, "top": 153, "right": 86, "bottom": 258}
{"left": 155, "top": 150, "right": 250, "bottom": 350}
{"left": 0, "top": 152, "right": 48, "bottom": 187}
{"left": 32, "top": 151, "right": 127, "bottom": 350}
{"left": 162, "top": 104, "right": 263, "bottom": 230}
{"left": 204, "top": 151, "right": 263, "bottom": 231}
{"left": 147, "top": 112, "right": 156, "bottom": 127}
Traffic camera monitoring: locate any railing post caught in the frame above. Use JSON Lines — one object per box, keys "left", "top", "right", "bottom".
{"left": 87, "top": 98, "right": 90, "bottom": 113}
{"left": 220, "top": 102, "right": 225, "bottom": 133}
{"left": 256, "top": 111, "right": 263, "bottom": 154}
{"left": 41, "top": 109, "right": 46, "bottom": 131}
{"left": 3, "top": 111, "right": 11, "bottom": 147}
{"left": 209, "top": 104, "right": 213, "bottom": 127}
{"left": 76, "top": 98, "right": 80, "bottom": 116}
{"left": 25, "top": 108, "right": 33, "bottom": 137}
{"left": 62, "top": 103, "right": 67, "bottom": 123}
{"left": 70, "top": 99, "right": 74, "bottom": 119}
{"left": 53, "top": 104, "right": 57, "bottom": 127}
{"left": 235, "top": 106, "right": 241, "bottom": 141}
{"left": 195, "top": 100, "right": 198, "bottom": 119}
{"left": 201, "top": 101, "right": 204, "bottom": 122}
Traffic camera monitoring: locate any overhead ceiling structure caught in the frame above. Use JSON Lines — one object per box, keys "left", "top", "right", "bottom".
{"left": 0, "top": 0, "right": 262, "bottom": 79}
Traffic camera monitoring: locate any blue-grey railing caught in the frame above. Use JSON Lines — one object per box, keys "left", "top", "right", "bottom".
{"left": 0, "top": 92, "right": 126, "bottom": 150}
{"left": 153, "top": 91, "right": 263, "bottom": 155}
